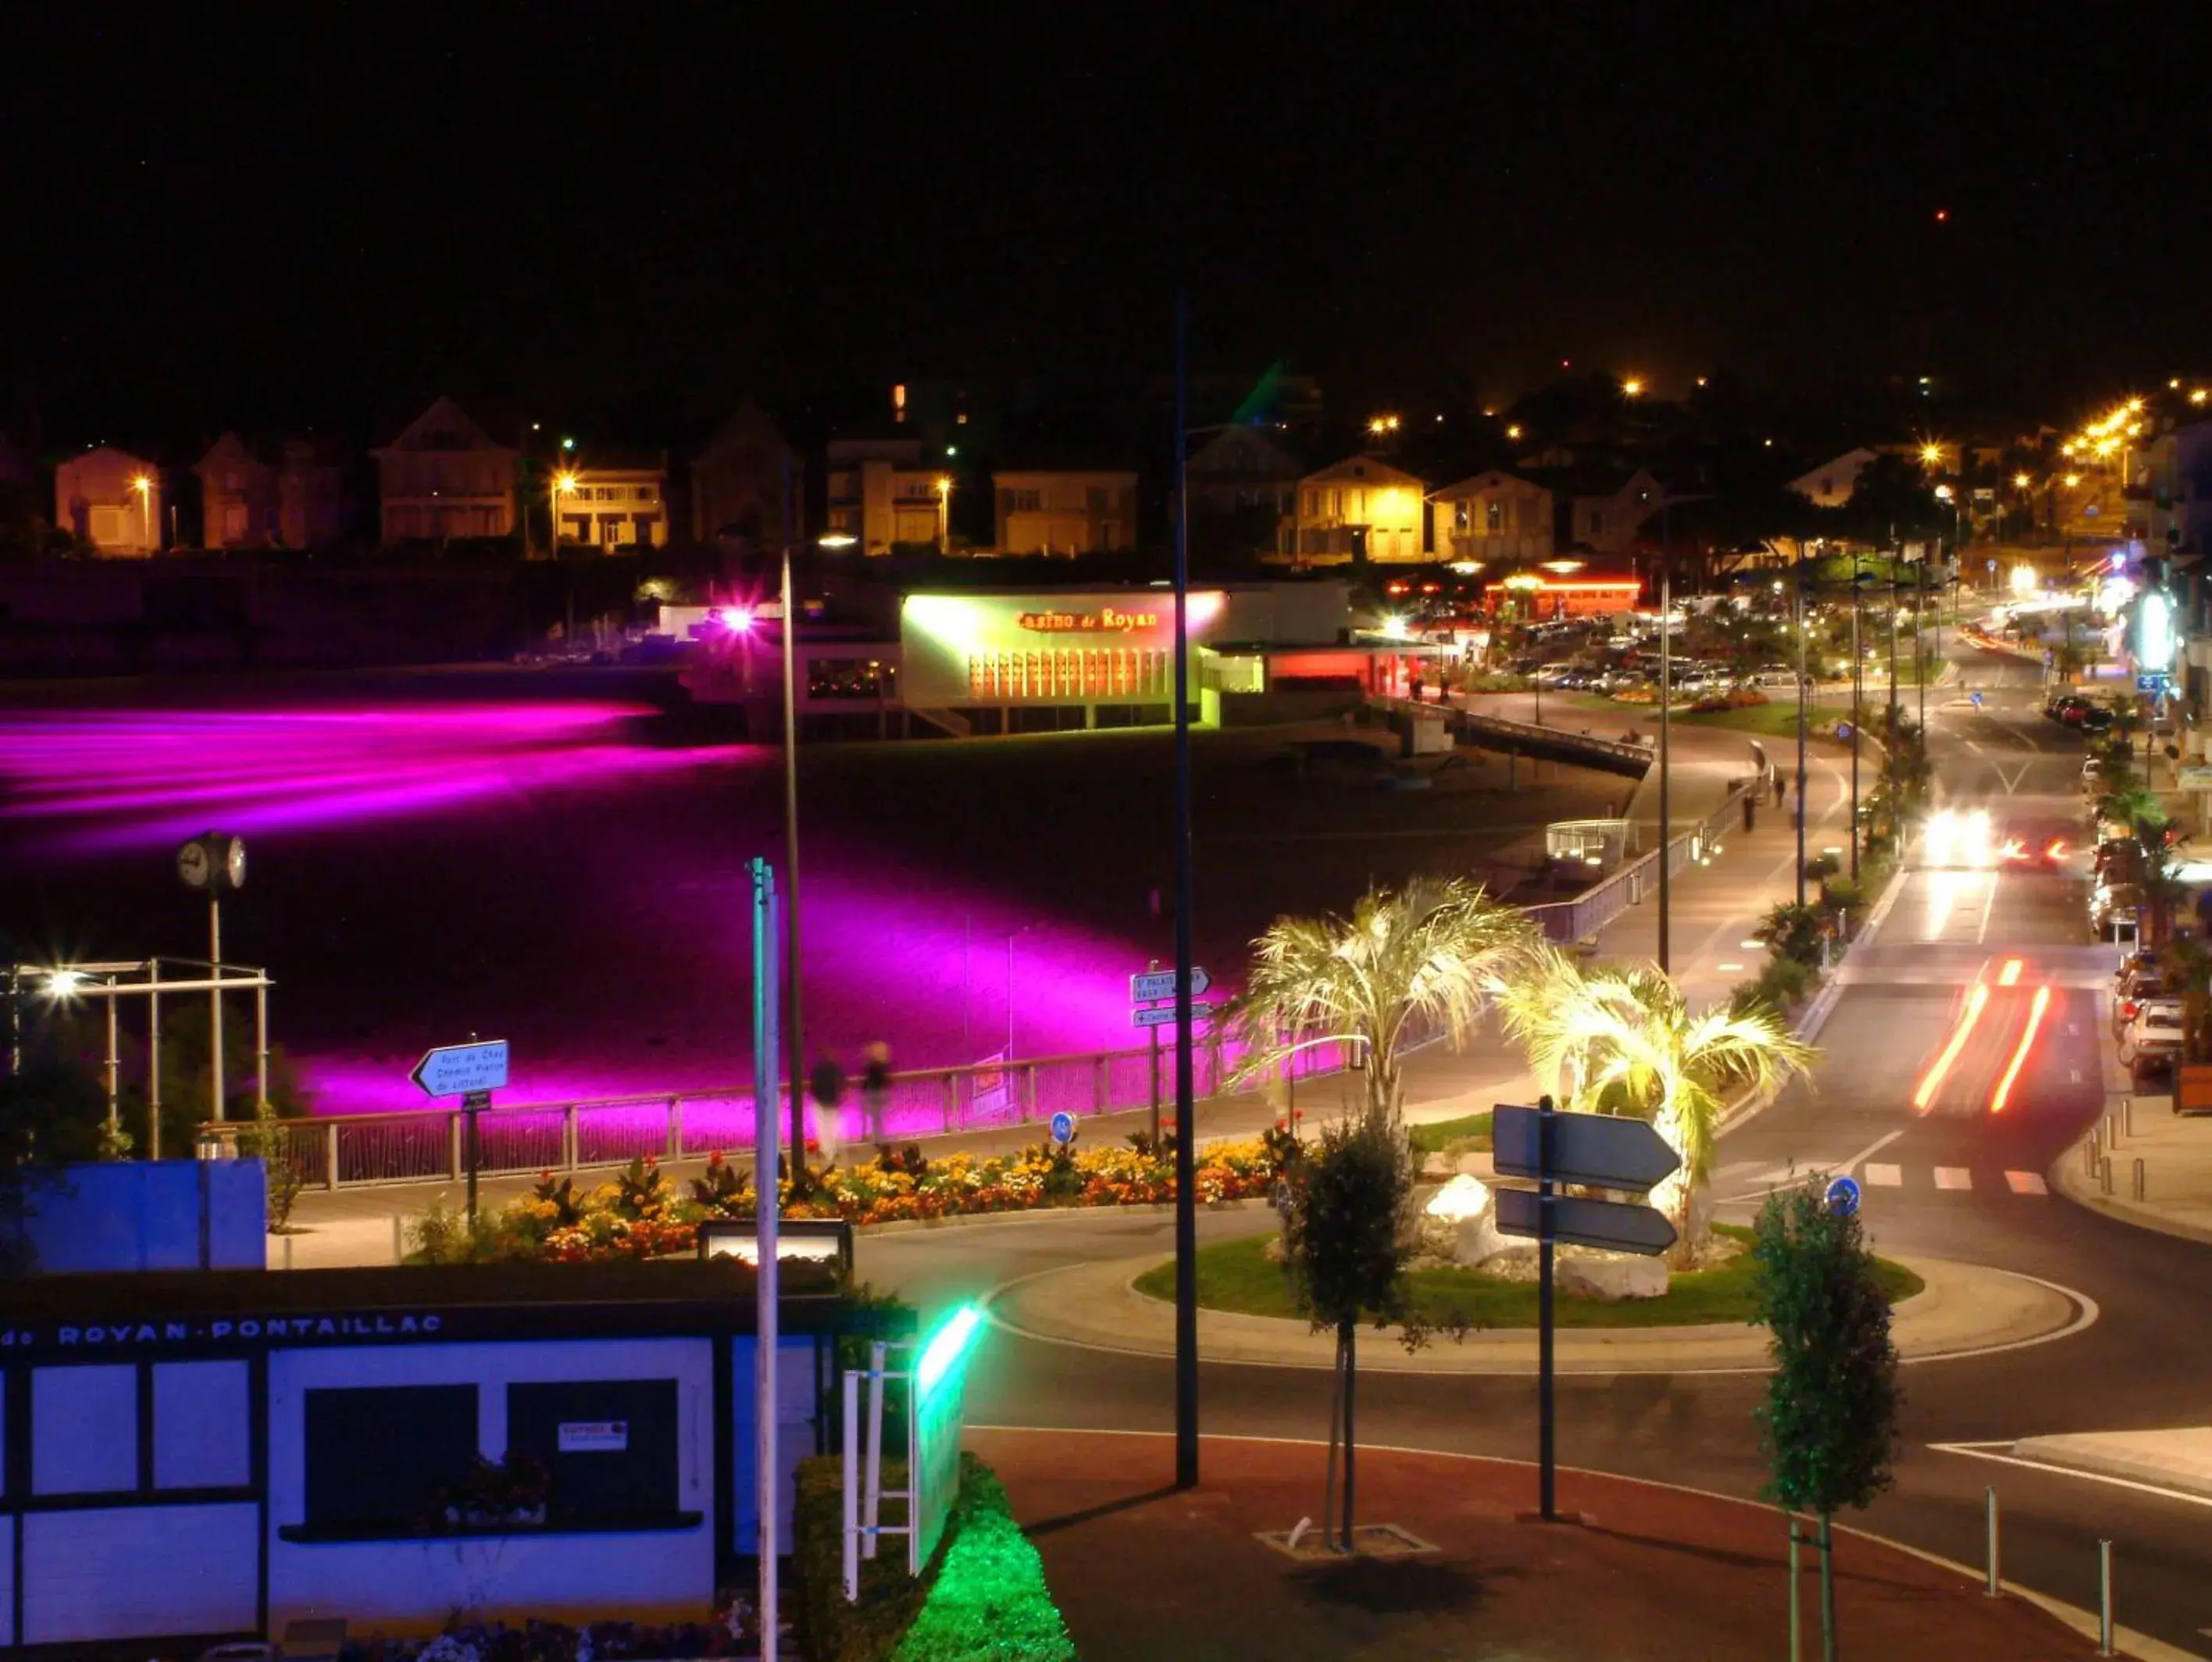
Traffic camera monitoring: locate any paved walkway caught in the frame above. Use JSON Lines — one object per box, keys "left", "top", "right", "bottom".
{"left": 273, "top": 717, "right": 1859, "bottom": 1268}
{"left": 970, "top": 1428, "right": 2139, "bottom": 1662}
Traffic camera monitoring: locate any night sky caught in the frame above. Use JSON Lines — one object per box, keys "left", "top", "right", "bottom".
{"left": 5, "top": 4, "right": 2200, "bottom": 447}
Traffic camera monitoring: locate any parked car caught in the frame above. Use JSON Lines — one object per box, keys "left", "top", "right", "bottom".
{"left": 1749, "top": 665, "right": 1803, "bottom": 689}
{"left": 2078, "top": 706, "right": 2114, "bottom": 733}
{"left": 2090, "top": 881, "right": 2147, "bottom": 938}
{"left": 2114, "top": 973, "right": 2177, "bottom": 1039}
{"left": 2118, "top": 1004, "right": 2185, "bottom": 1068}
{"left": 2046, "top": 694, "right": 2090, "bottom": 725}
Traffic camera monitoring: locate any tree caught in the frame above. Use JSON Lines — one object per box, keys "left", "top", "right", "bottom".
{"left": 1501, "top": 949, "right": 1817, "bottom": 1265}
{"left": 1750, "top": 1179, "right": 1901, "bottom": 1662}
{"left": 1231, "top": 878, "right": 1534, "bottom": 1125}
{"left": 0, "top": 1051, "right": 111, "bottom": 1275}
{"left": 1278, "top": 1114, "right": 1440, "bottom": 1553}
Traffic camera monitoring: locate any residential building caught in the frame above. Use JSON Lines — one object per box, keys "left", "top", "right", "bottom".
{"left": 55, "top": 444, "right": 162, "bottom": 555}
{"left": 277, "top": 437, "right": 348, "bottom": 548}
{"left": 1535, "top": 465, "right": 1667, "bottom": 556}
{"left": 1789, "top": 448, "right": 1880, "bottom": 508}
{"left": 371, "top": 396, "right": 518, "bottom": 544}
{"left": 1283, "top": 455, "right": 1426, "bottom": 562}
{"left": 692, "top": 401, "right": 803, "bottom": 544}
{"left": 825, "top": 437, "right": 949, "bottom": 554}
{"left": 1433, "top": 469, "right": 1555, "bottom": 564}
{"left": 554, "top": 453, "right": 669, "bottom": 549}
{"left": 993, "top": 469, "right": 1138, "bottom": 555}
{"left": 197, "top": 432, "right": 280, "bottom": 549}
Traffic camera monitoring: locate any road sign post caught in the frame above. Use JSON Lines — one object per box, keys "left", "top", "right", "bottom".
{"left": 412, "top": 1043, "right": 510, "bottom": 1225}
{"left": 1493, "top": 1098, "right": 1682, "bottom": 1523}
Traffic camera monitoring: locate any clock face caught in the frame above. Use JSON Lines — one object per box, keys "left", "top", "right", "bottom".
{"left": 223, "top": 836, "right": 248, "bottom": 891}
{"left": 177, "top": 837, "right": 211, "bottom": 890}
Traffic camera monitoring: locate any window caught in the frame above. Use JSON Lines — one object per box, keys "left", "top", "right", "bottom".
{"left": 506, "top": 1380, "right": 682, "bottom": 1524}
{"left": 303, "top": 1384, "right": 479, "bottom": 1534}
{"left": 33, "top": 1365, "right": 137, "bottom": 1494}
{"left": 636, "top": 484, "right": 656, "bottom": 502}
{"left": 1004, "top": 489, "right": 1042, "bottom": 513}
{"left": 1486, "top": 500, "right": 1504, "bottom": 533}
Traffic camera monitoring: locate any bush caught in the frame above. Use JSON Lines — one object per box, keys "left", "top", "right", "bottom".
{"left": 1803, "top": 853, "right": 1841, "bottom": 883}
{"left": 794, "top": 1452, "right": 1072, "bottom": 1662}
{"left": 1821, "top": 876, "right": 1867, "bottom": 921}
{"left": 1760, "top": 902, "right": 1825, "bottom": 970}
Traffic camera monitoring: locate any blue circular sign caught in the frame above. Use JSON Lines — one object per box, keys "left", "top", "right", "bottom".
{"left": 1825, "top": 1175, "right": 1861, "bottom": 1217}
{"left": 1050, "top": 1111, "right": 1077, "bottom": 1146}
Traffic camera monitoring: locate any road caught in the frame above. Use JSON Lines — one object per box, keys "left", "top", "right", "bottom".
{"left": 860, "top": 637, "right": 2212, "bottom": 1657}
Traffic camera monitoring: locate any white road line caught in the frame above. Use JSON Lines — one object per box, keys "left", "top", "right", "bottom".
{"left": 1975, "top": 870, "right": 1999, "bottom": 944}
{"left": 1864, "top": 1163, "right": 1903, "bottom": 1186}
{"left": 1934, "top": 1166, "right": 1972, "bottom": 1190}
{"left": 1839, "top": 1127, "right": 1906, "bottom": 1175}
{"left": 1928, "top": 1442, "right": 2212, "bottom": 1511}
{"left": 2005, "top": 1170, "right": 2049, "bottom": 1195}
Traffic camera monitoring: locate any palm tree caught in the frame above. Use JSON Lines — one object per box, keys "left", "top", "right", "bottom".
{"left": 1502, "top": 948, "right": 1817, "bottom": 1264}
{"left": 1231, "top": 877, "right": 1535, "bottom": 1125}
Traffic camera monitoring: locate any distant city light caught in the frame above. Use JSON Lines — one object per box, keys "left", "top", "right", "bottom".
{"left": 1505, "top": 424, "right": 1523, "bottom": 440}
{"left": 1377, "top": 615, "right": 1410, "bottom": 640}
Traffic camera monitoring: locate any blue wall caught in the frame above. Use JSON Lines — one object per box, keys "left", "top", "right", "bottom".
{"left": 14, "top": 1160, "right": 266, "bottom": 1272}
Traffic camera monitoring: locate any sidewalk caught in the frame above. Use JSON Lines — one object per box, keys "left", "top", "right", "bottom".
{"left": 274, "top": 719, "right": 1853, "bottom": 1266}
{"left": 2052, "top": 982, "right": 2212, "bottom": 1244}
{"left": 970, "top": 1428, "right": 2135, "bottom": 1662}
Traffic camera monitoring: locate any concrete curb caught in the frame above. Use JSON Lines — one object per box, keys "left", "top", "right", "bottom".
{"left": 2011, "top": 1429, "right": 2212, "bottom": 1503}
{"left": 966, "top": 1424, "right": 2189, "bottom": 1662}
{"left": 984, "top": 1248, "right": 2087, "bottom": 1377}
{"left": 2048, "top": 986, "right": 2212, "bottom": 1245}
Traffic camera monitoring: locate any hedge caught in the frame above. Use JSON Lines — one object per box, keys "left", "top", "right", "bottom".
{"left": 794, "top": 1451, "right": 1073, "bottom": 1662}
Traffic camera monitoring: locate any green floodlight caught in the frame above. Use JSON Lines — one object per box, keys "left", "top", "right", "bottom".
{"left": 916, "top": 1304, "right": 985, "bottom": 1396}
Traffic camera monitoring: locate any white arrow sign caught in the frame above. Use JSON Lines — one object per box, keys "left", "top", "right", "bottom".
{"left": 1133, "top": 1001, "right": 1212, "bottom": 1029}
{"left": 1131, "top": 968, "right": 1211, "bottom": 1003}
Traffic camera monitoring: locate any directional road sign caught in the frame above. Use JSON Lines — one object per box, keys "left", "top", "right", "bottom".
{"left": 1131, "top": 967, "right": 1211, "bottom": 1003}
{"left": 411, "top": 1040, "right": 510, "bottom": 1098}
{"left": 1492, "top": 1104, "right": 1681, "bottom": 1193}
{"left": 1494, "top": 1186, "right": 1677, "bottom": 1257}
{"left": 1049, "top": 1111, "right": 1077, "bottom": 1146}
{"left": 1132, "top": 1001, "right": 1212, "bottom": 1029}
{"left": 1825, "top": 1175, "right": 1861, "bottom": 1218}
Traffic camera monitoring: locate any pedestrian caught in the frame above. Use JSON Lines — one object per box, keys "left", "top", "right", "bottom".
{"left": 1408, "top": 669, "right": 1423, "bottom": 704}
{"left": 1773, "top": 772, "right": 1786, "bottom": 808}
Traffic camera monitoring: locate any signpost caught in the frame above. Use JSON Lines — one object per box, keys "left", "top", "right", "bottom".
{"left": 1493, "top": 1098, "right": 1682, "bottom": 1521}
{"left": 1131, "top": 962, "right": 1211, "bottom": 1144}
{"left": 1824, "top": 1175, "right": 1861, "bottom": 1218}
{"left": 412, "top": 1040, "right": 511, "bottom": 1225}
{"left": 1049, "top": 1111, "right": 1077, "bottom": 1147}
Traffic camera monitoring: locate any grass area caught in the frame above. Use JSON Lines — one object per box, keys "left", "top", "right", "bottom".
{"left": 1674, "top": 701, "right": 1837, "bottom": 738}
{"left": 1133, "top": 1223, "right": 1925, "bottom": 1331}
{"left": 1407, "top": 1111, "right": 1492, "bottom": 1157}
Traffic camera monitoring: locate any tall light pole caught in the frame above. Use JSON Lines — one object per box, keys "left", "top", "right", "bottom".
{"left": 1795, "top": 545, "right": 1809, "bottom": 908}
{"left": 131, "top": 474, "right": 154, "bottom": 551}
{"left": 1850, "top": 551, "right": 1863, "bottom": 883}
{"left": 1657, "top": 557, "right": 1672, "bottom": 974}
{"left": 780, "top": 543, "right": 808, "bottom": 1189}
{"left": 936, "top": 476, "right": 953, "bottom": 553}
{"left": 1171, "top": 296, "right": 1200, "bottom": 1490}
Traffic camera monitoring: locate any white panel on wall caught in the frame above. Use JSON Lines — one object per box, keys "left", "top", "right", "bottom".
{"left": 24, "top": 1503, "right": 258, "bottom": 1642}
{"left": 32, "top": 1364, "right": 137, "bottom": 1495}
{"left": 0, "top": 1515, "right": 13, "bottom": 1647}
{"left": 154, "top": 1361, "right": 251, "bottom": 1489}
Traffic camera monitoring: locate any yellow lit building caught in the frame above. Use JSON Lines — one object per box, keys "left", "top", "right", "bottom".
{"left": 992, "top": 469, "right": 1137, "bottom": 555}
{"left": 1283, "top": 455, "right": 1426, "bottom": 562}
{"left": 55, "top": 445, "right": 162, "bottom": 555}
{"left": 552, "top": 455, "right": 669, "bottom": 550}
{"left": 825, "top": 438, "right": 950, "bottom": 555}
{"left": 1433, "top": 469, "right": 1554, "bottom": 563}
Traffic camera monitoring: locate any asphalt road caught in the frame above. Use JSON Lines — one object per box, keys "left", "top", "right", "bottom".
{"left": 862, "top": 637, "right": 2212, "bottom": 1657}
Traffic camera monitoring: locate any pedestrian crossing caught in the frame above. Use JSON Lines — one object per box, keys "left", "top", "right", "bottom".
{"left": 1721, "top": 1160, "right": 2055, "bottom": 1200}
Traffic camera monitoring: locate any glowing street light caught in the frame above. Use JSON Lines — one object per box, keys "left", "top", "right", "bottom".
{"left": 2064, "top": 473, "right": 2082, "bottom": 488}
{"left": 935, "top": 476, "right": 953, "bottom": 551}
{"left": 550, "top": 469, "right": 580, "bottom": 551}
{"left": 1918, "top": 443, "right": 1944, "bottom": 467}
{"left": 1367, "top": 413, "right": 1402, "bottom": 436}
{"left": 130, "top": 473, "right": 154, "bottom": 546}
{"left": 1504, "top": 423, "right": 1523, "bottom": 441}
{"left": 2012, "top": 473, "right": 2032, "bottom": 489}
{"left": 1621, "top": 376, "right": 1645, "bottom": 398}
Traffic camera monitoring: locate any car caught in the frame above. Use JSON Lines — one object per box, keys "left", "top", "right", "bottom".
{"left": 2090, "top": 881, "right": 2148, "bottom": 938}
{"left": 1749, "top": 666, "right": 1803, "bottom": 689}
{"left": 2115, "top": 975, "right": 2178, "bottom": 1038}
{"left": 2078, "top": 706, "right": 2115, "bottom": 733}
{"left": 1532, "top": 662, "right": 1579, "bottom": 687}
{"left": 2119, "top": 1004, "right": 2185, "bottom": 1068}
{"left": 2046, "top": 694, "right": 2090, "bottom": 724}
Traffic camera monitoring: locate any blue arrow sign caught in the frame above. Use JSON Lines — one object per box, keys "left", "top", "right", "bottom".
{"left": 1825, "top": 1175, "right": 1861, "bottom": 1218}
{"left": 411, "top": 1040, "right": 510, "bottom": 1097}
{"left": 1049, "top": 1111, "right": 1077, "bottom": 1146}
{"left": 1132, "top": 1001, "right": 1212, "bottom": 1029}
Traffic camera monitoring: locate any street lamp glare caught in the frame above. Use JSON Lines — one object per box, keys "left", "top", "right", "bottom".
{"left": 1622, "top": 377, "right": 1645, "bottom": 398}
{"left": 2012, "top": 473, "right": 2031, "bottom": 488}
{"left": 816, "top": 532, "right": 857, "bottom": 550}
{"left": 1919, "top": 444, "right": 1943, "bottom": 466}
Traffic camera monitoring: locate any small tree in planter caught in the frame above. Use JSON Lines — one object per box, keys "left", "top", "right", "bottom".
{"left": 1750, "top": 1179, "right": 1901, "bottom": 1662}
{"left": 1279, "top": 1115, "right": 1448, "bottom": 1553}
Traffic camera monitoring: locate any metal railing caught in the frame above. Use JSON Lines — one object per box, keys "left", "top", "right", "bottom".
{"left": 1524, "top": 776, "right": 1757, "bottom": 946}
{"left": 198, "top": 1030, "right": 1361, "bottom": 1190}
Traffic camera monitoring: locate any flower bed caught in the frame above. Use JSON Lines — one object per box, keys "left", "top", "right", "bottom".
{"left": 409, "top": 1131, "right": 1297, "bottom": 1264}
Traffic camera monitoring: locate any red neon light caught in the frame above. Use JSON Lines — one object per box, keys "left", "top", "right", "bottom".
{"left": 1990, "top": 986, "right": 2053, "bottom": 1114}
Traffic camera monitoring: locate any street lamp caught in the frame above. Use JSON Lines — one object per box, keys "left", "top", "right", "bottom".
{"left": 130, "top": 474, "right": 154, "bottom": 549}
{"left": 935, "top": 476, "right": 953, "bottom": 552}
{"left": 551, "top": 469, "right": 580, "bottom": 551}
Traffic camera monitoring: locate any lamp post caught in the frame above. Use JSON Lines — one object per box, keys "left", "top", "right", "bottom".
{"left": 1850, "top": 553, "right": 1863, "bottom": 883}
{"left": 1795, "top": 544, "right": 1809, "bottom": 908}
{"left": 936, "top": 476, "right": 953, "bottom": 553}
{"left": 1657, "top": 557, "right": 1672, "bottom": 974}
{"left": 130, "top": 474, "right": 154, "bottom": 551}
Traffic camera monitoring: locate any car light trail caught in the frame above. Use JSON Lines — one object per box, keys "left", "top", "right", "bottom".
{"left": 1914, "top": 983, "right": 1992, "bottom": 1111}
{"left": 1996, "top": 958, "right": 2023, "bottom": 986}
{"left": 1989, "top": 985, "right": 2054, "bottom": 1114}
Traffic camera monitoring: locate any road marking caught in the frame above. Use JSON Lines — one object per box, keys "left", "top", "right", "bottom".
{"left": 1934, "top": 1166, "right": 1972, "bottom": 1189}
{"left": 1975, "top": 869, "right": 1999, "bottom": 944}
{"left": 2070, "top": 1069, "right": 2083, "bottom": 1083}
{"left": 1864, "top": 1163, "right": 1902, "bottom": 1186}
{"left": 1965, "top": 739, "right": 1983, "bottom": 754}
{"left": 1841, "top": 1127, "right": 1906, "bottom": 1175}
{"left": 2005, "top": 1170, "right": 2049, "bottom": 1195}
{"left": 1929, "top": 1442, "right": 2212, "bottom": 1511}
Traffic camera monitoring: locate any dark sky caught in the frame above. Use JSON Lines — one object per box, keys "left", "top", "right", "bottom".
{"left": 5, "top": 3, "right": 2201, "bottom": 448}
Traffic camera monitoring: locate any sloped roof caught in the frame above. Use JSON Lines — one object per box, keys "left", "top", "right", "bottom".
{"left": 1298, "top": 452, "right": 1426, "bottom": 489}
{"left": 373, "top": 395, "right": 512, "bottom": 456}
{"left": 1433, "top": 468, "right": 1550, "bottom": 500}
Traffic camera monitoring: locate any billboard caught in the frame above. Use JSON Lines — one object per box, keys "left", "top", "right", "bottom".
{"left": 900, "top": 590, "right": 1225, "bottom": 707}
